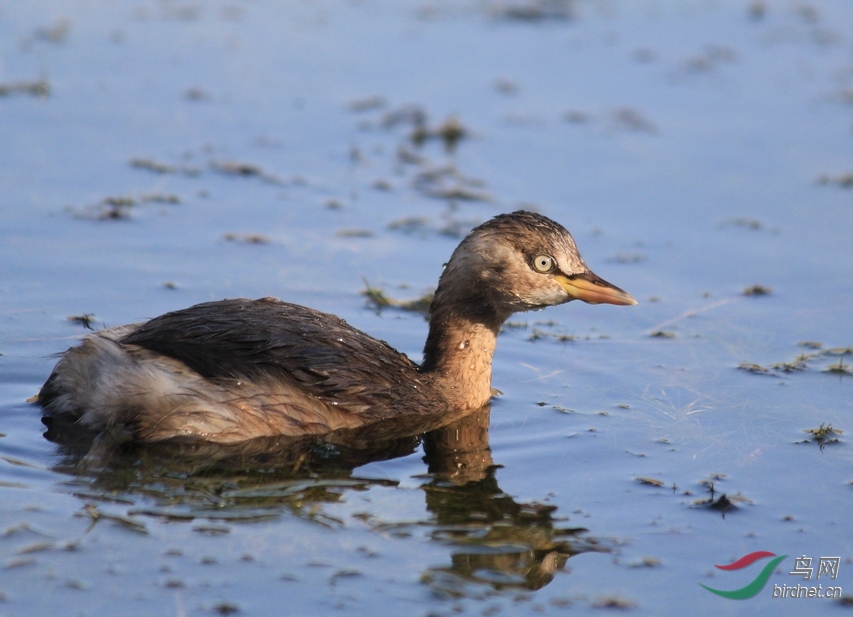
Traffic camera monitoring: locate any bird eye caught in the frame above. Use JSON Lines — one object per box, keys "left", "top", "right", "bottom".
{"left": 532, "top": 255, "right": 554, "bottom": 273}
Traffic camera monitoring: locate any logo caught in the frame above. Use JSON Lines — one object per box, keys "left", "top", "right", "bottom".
{"left": 701, "top": 552, "right": 843, "bottom": 600}
{"left": 700, "top": 551, "right": 787, "bottom": 599}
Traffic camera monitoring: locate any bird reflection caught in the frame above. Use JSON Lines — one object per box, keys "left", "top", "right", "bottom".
{"left": 44, "top": 406, "right": 608, "bottom": 594}
{"left": 420, "top": 408, "right": 606, "bottom": 593}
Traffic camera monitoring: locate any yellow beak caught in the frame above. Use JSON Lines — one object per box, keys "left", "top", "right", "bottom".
{"left": 556, "top": 271, "right": 638, "bottom": 306}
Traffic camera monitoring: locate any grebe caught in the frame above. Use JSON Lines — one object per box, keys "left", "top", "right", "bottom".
{"left": 39, "top": 211, "right": 636, "bottom": 444}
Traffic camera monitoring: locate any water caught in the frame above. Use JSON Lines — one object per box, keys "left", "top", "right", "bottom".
{"left": 1, "top": 1, "right": 852, "bottom": 615}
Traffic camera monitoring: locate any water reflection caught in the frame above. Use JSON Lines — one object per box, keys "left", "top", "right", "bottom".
{"left": 43, "top": 406, "right": 608, "bottom": 593}
{"left": 420, "top": 409, "right": 606, "bottom": 594}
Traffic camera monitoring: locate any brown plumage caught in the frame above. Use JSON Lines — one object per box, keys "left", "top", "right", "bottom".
{"left": 38, "top": 211, "right": 636, "bottom": 444}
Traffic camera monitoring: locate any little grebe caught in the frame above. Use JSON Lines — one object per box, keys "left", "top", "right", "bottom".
{"left": 39, "top": 211, "right": 636, "bottom": 443}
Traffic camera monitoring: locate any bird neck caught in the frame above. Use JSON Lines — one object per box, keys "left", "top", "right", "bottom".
{"left": 421, "top": 305, "right": 504, "bottom": 410}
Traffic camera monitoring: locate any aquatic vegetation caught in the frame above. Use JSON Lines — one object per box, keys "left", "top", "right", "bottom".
{"left": 743, "top": 284, "right": 772, "bottom": 296}
{"left": 739, "top": 346, "right": 851, "bottom": 377}
{"left": 210, "top": 160, "right": 283, "bottom": 184}
{"left": 724, "top": 217, "right": 763, "bottom": 230}
{"left": 66, "top": 314, "right": 97, "bottom": 330}
{"left": 335, "top": 228, "right": 374, "bottom": 238}
{"left": 692, "top": 490, "right": 752, "bottom": 517}
{"left": 772, "top": 355, "right": 810, "bottom": 373}
{"left": 412, "top": 164, "right": 491, "bottom": 203}
{"left": 817, "top": 172, "right": 853, "bottom": 189}
{"left": 68, "top": 193, "right": 181, "bottom": 220}
{"left": 221, "top": 233, "right": 270, "bottom": 245}
{"left": 649, "top": 330, "right": 676, "bottom": 338}
{"left": 130, "top": 157, "right": 201, "bottom": 176}
{"left": 0, "top": 79, "right": 50, "bottom": 97}
{"left": 635, "top": 476, "right": 665, "bottom": 487}
{"left": 801, "top": 423, "right": 843, "bottom": 451}
{"left": 610, "top": 107, "right": 658, "bottom": 134}
{"left": 527, "top": 328, "right": 577, "bottom": 342}
{"left": 347, "top": 95, "right": 386, "bottom": 112}
{"left": 360, "top": 280, "right": 434, "bottom": 315}
{"left": 737, "top": 362, "right": 774, "bottom": 375}
{"left": 410, "top": 115, "right": 469, "bottom": 153}
{"left": 489, "top": 0, "right": 576, "bottom": 22}
{"left": 824, "top": 354, "right": 851, "bottom": 375}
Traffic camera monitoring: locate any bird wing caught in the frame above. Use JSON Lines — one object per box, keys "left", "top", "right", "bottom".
{"left": 120, "top": 297, "right": 433, "bottom": 417}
